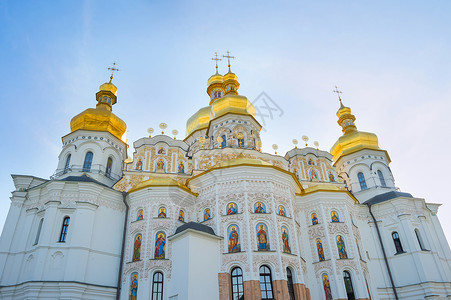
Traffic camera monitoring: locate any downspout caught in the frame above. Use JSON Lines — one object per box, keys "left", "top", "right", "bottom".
{"left": 367, "top": 203, "right": 399, "bottom": 300}
{"left": 116, "top": 191, "right": 129, "bottom": 300}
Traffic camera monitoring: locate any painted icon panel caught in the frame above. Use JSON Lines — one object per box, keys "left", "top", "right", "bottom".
{"left": 322, "top": 273, "right": 333, "bottom": 300}
{"left": 254, "top": 202, "right": 266, "bottom": 213}
{"left": 178, "top": 210, "right": 184, "bottom": 222}
{"left": 154, "top": 232, "right": 166, "bottom": 259}
{"left": 137, "top": 209, "right": 143, "bottom": 221}
{"left": 133, "top": 234, "right": 142, "bottom": 262}
{"left": 316, "top": 238, "right": 325, "bottom": 261}
{"left": 228, "top": 225, "right": 241, "bottom": 253}
{"left": 278, "top": 205, "right": 286, "bottom": 217}
{"left": 281, "top": 226, "right": 291, "bottom": 253}
{"left": 158, "top": 207, "right": 166, "bottom": 218}
{"left": 129, "top": 272, "right": 138, "bottom": 300}
{"left": 312, "top": 213, "right": 319, "bottom": 225}
{"left": 337, "top": 235, "right": 348, "bottom": 259}
{"left": 256, "top": 223, "right": 270, "bottom": 250}
{"left": 331, "top": 211, "right": 339, "bottom": 222}
{"left": 227, "top": 202, "right": 238, "bottom": 215}
{"left": 204, "top": 208, "right": 211, "bottom": 221}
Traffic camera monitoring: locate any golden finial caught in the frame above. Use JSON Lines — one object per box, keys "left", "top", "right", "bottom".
{"left": 223, "top": 51, "right": 236, "bottom": 72}
{"left": 108, "top": 62, "right": 119, "bottom": 83}
{"left": 159, "top": 123, "right": 167, "bottom": 134}
{"left": 272, "top": 144, "right": 278, "bottom": 155}
{"left": 292, "top": 139, "right": 298, "bottom": 149}
{"left": 172, "top": 129, "right": 178, "bottom": 140}
{"left": 302, "top": 135, "right": 309, "bottom": 147}
{"left": 314, "top": 141, "right": 319, "bottom": 150}
{"left": 333, "top": 85, "right": 344, "bottom": 107}
{"left": 147, "top": 128, "right": 154, "bottom": 138}
{"left": 211, "top": 52, "right": 222, "bottom": 74}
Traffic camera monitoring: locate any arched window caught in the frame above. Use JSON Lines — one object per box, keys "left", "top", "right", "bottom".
{"left": 34, "top": 218, "right": 44, "bottom": 245}
{"left": 357, "top": 172, "right": 367, "bottom": 190}
{"left": 287, "top": 268, "right": 295, "bottom": 300}
{"left": 259, "top": 265, "right": 274, "bottom": 299}
{"left": 63, "top": 154, "right": 71, "bottom": 174}
{"left": 231, "top": 267, "right": 244, "bottom": 300}
{"left": 415, "top": 229, "right": 426, "bottom": 250}
{"left": 392, "top": 231, "right": 404, "bottom": 253}
{"left": 151, "top": 271, "right": 164, "bottom": 300}
{"left": 221, "top": 135, "right": 227, "bottom": 148}
{"left": 59, "top": 217, "right": 70, "bottom": 242}
{"left": 377, "top": 170, "right": 386, "bottom": 187}
{"left": 82, "top": 152, "right": 93, "bottom": 172}
{"left": 105, "top": 157, "right": 113, "bottom": 177}
{"left": 343, "top": 271, "right": 356, "bottom": 300}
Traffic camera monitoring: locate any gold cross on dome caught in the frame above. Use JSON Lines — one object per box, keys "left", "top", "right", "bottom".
{"left": 223, "top": 51, "right": 235, "bottom": 71}
{"left": 333, "top": 85, "right": 343, "bottom": 102}
{"left": 211, "top": 52, "right": 222, "bottom": 73}
{"left": 108, "top": 62, "right": 120, "bottom": 83}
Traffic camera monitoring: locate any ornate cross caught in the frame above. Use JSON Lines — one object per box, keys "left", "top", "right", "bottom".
{"left": 223, "top": 51, "right": 235, "bottom": 71}
{"left": 211, "top": 52, "right": 222, "bottom": 73}
{"left": 333, "top": 85, "right": 343, "bottom": 102}
{"left": 108, "top": 62, "right": 119, "bottom": 83}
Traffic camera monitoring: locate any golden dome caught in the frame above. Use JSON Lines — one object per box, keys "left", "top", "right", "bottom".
{"left": 330, "top": 130, "right": 380, "bottom": 162}
{"left": 330, "top": 101, "right": 390, "bottom": 163}
{"left": 99, "top": 82, "right": 117, "bottom": 95}
{"left": 70, "top": 80, "right": 126, "bottom": 141}
{"left": 207, "top": 73, "right": 224, "bottom": 86}
{"left": 185, "top": 106, "right": 211, "bottom": 138}
{"left": 70, "top": 105, "right": 127, "bottom": 141}
{"left": 223, "top": 71, "right": 238, "bottom": 82}
{"left": 210, "top": 94, "right": 256, "bottom": 120}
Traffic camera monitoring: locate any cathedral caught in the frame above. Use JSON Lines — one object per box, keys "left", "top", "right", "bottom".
{"left": 1, "top": 58, "right": 451, "bottom": 300}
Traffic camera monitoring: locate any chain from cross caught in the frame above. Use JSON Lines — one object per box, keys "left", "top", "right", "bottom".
{"left": 223, "top": 51, "right": 235, "bottom": 71}
{"left": 333, "top": 85, "right": 343, "bottom": 102}
{"left": 108, "top": 62, "right": 120, "bottom": 83}
{"left": 211, "top": 52, "right": 222, "bottom": 73}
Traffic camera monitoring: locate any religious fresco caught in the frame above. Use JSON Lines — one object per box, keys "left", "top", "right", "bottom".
{"left": 309, "top": 169, "right": 319, "bottom": 181}
{"left": 129, "top": 272, "right": 138, "bottom": 300}
{"left": 308, "top": 158, "right": 315, "bottom": 165}
{"left": 328, "top": 171, "right": 335, "bottom": 182}
{"left": 316, "top": 238, "right": 325, "bottom": 261}
{"left": 278, "top": 205, "right": 286, "bottom": 217}
{"left": 331, "top": 211, "right": 340, "bottom": 223}
{"left": 256, "top": 223, "right": 270, "bottom": 251}
{"left": 158, "top": 207, "right": 167, "bottom": 218}
{"left": 136, "top": 209, "right": 143, "bottom": 221}
{"left": 322, "top": 273, "right": 333, "bottom": 300}
{"left": 204, "top": 208, "right": 211, "bottom": 221}
{"left": 228, "top": 225, "right": 241, "bottom": 253}
{"left": 178, "top": 161, "right": 184, "bottom": 173}
{"left": 133, "top": 234, "right": 142, "bottom": 262}
{"left": 281, "top": 226, "right": 291, "bottom": 254}
{"left": 254, "top": 202, "right": 266, "bottom": 213}
{"left": 312, "top": 213, "right": 319, "bottom": 225}
{"left": 154, "top": 232, "right": 166, "bottom": 259}
{"left": 156, "top": 159, "right": 165, "bottom": 171}
{"left": 227, "top": 202, "right": 238, "bottom": 215}
{"left": 337, "top": 235, "right": 348, "bottom": 259}
{"left": 135, "top": 159, "right": 143, "bottom": 170}
{"left": 157, "top": 147, "right": 166, "bottom": 155}
{"left": 178, "top": 210, "right": 184, "bottom": 222}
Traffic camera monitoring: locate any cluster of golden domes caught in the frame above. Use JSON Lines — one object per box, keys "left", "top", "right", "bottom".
{"left": 185, "top": 63, "right": 257, "bottom": 139}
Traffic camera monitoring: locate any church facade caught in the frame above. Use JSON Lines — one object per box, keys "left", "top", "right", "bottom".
{"left": 1, "top": 63, "right": 451, "bottom": 300}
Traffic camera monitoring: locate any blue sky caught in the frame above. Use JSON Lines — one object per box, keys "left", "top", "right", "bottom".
{"left": 1, "top": 1, "right": 451, "bottom": 240}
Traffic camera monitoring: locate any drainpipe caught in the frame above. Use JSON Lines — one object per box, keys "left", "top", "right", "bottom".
{"left": 367, "top": 203, "right": 399, "bottom": 300}
{"left": 116, "top": 191, "right": 129, "bottom": 300}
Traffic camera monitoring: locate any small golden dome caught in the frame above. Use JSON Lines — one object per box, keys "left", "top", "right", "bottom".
{"left": 210, "top": 94, "right": 256, "bottom": 120}
{"left": 185, "top": 106, "right": 211, "bottom": 138}
{"left": 99, "top": 82, "right": 117, "bottom": 95}
{"left": 207, "top": 73, "right": 223, "bottom": 86}
{"left": 223, "top": 71, "right": 238, "bottom": 82}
